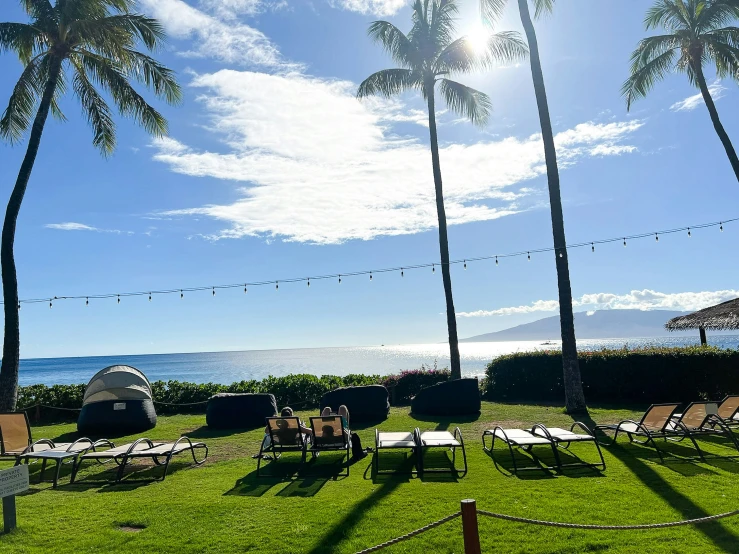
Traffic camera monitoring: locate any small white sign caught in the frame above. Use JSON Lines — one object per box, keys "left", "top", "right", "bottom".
{"left": 0, "top": 465, "right": 29, "bottom": 499}
{"left": 113, "top": 402, "right": 126, "bottom": 411}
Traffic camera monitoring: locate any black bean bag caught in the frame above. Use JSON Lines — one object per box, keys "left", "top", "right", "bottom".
{"left": 410, "top": 378, "right": 481, "bottom": 416}
{"left": 319, "top": 385, "right": 390, "bottom": 422}
{"left": 206, "top": 393, "right": 278, "bottom": 429}
{"left": 78, "top": 399, "right": 157, "bottom": 436}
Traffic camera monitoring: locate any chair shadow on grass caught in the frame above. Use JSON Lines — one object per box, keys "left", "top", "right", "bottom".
{"left": 187, "top": 425, "right": 259, "bottom": 439}
{"left": 576, "top": 413, "right": 739, "bottom": 553}
{"left": 365, "top": 450, "right": 416, "bottom": 482}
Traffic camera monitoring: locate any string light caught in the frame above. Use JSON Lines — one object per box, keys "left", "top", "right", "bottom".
{"left": 307, "top": 278, "right": 310, "bottom": 287}
{"left": 10, "top": 216, "right": 735, "bottom": 309}
{"left": 149, "top": 293, "right": 152, "bottom": 302}
{"left": 559, "top": 251, "right": 563, "bottom": 258}
{"left": 212, "top": 287, "right": 216, "bottom": 296}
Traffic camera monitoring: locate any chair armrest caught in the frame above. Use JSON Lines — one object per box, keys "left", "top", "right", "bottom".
{"left": 531, "top": 423, "right": 552, "bottom": 440}
{"left": 570, "top": 421, "right": 594, "bottom": 436}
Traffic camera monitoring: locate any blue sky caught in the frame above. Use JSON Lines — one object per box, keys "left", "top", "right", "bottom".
{"left": 1, "top": 0, "right": 738, "bottom": 358}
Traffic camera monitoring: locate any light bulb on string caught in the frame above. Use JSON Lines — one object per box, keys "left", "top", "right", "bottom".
{"left": 49, "top": 299, "right": 52, "bottom": 309}
{"left": 117, "top": 295, "right": 120, "bottom": 304}
{"left": 149, "top": 293, "right": 152, "bottom": 302}
{"left": 623, "top": 238, "right": 627, "bottom": 247}
{"left": 432, "top": 264, "right": 435, "bottom": 273}
{"left": 276, "top": 281, "right": 279, "bottom": 290}
{"left": 307, "top": 278, "right": 310, "bottom": 287}
{"left": 495, "top": 256, "right": 498, "bottom": 266}
{"left": 688, "top": 227, "right": 691, "bottom": 237}
{"left": 212, "top": 287, "right": 216, "bottom": 296}
{"left": 338, "top": 275, "right": 342, "bottom": 284}
{"left": 86, "top": 297, "right": 89, "bottom": 306}
{"left": 401, "top": 268, "right": 404, "bottom": 277}
{"left": 17, "top": 302, "right": 20, "bottom": 311}
{"left": 244, "top": 284, "right": 247, "bottom": 294}
{"left": 370, "top": 272, "right": 373, "bottom": 281}
{"left": 527, "top": 252, "right": 530, "bottom": 261}
{"left": 464, "top": 260, "right": 467, "bottom": 269}
{"left": 591, "top": 242, "right": 595, "bottom": 253}
{"left": 720, "top": 222, "right": 724, "bottom": 232}
{"left": 180, "top": 290, "right": 184, "bottom": 299}
{"left": 655, "top": 233, "right": 659, "bottom": 242}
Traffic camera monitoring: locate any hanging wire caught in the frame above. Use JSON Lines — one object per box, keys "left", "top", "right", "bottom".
{"left": 9, "top": 216, "right": 735, "bottom": 308}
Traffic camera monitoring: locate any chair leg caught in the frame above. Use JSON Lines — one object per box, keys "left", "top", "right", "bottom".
{"left": 39, "top": 459, "right": 47, "bottom": 484}
{"left": 53, "top": 460, "right": 63, "bottom": 488}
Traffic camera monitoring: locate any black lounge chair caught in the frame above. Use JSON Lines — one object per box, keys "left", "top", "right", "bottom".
{"left": 667, "top": 402, "right": 739, "bottom": 459}
{"left": 0, "top": 412, "right": 73, "bottom": 462}
{"left": 71, "top": 436, "right": 207, "bottom": 483}
{"left": 594, "top": 403, "right": 689, "bottom": 462}
{"left": 308, "top": 415, "right": 351, "bottom": 476}
{"left": 483, "top": 426, "right": 560, "bottom": 475}
{"left": 256, "top": 416, "right": 310, "bottom": 477}
{"left": 374, "top": 430, "right": 419, "bottom": 474}
{"left": 531, "top": 423, "right": 606, "bottom": 471}
{"left": 415, "top": 427, "right": 467, "bottom": 477}
{"left": 716, "top": 396, "right": 739, "bottom": 428}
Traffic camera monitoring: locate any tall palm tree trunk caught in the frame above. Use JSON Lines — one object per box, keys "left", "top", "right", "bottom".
{"left": 693, "top": 62, "right": 739, "bottom": 182}
{"left": 518, "top": 0, "right": 586, "bottom": 413}
{"left": 0, "top": 58, "right": 61, "bottom": 411}
{"left": 426, "top": 85, "right": 462, "bottom": 380}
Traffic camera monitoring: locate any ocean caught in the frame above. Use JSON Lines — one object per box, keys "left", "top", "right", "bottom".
{"left": 18, "top": 335, "right": 739, "bottom": 387}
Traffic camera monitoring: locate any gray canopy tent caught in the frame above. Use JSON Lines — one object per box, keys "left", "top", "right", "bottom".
{"left": 665, "top": 298, "right": 739, "bottom": 346}
{"left": 77, "top": 365, "right": 157, "bottom": 435}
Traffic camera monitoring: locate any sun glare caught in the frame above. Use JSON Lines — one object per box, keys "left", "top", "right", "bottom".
{"left": 466, "top": 23, "right": 491, "bottom": 55}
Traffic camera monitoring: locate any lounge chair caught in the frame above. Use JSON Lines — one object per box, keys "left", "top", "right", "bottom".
{"left": 0, "top": 412, "right": 72, "bottom": 462}
{"left": 374, "top": 430, "right": 419, "bottom": 474}
{"left": 15, "top": 438, "right": 112, "bottom": 488}
{"left": 531, "top": 423, "right": 606, "bottom": 470}
{"left": 667, "top": 402, "right": 739, "bottom": 459}
{"left": 256, "top": 416, "right": 310, "bottom": 477}
{"left": 716, "top": 395, "right": 739, "bottom": 427}
{"left": 482, "top": 427, "right": 560, "bottom": 475}
{"left": 308, "top": 415, "right": 350, "bottom": 476}
{"left": 594, "top": 403, "right": 685, "bottom": 462}
{"left": 71, "top": 436, "right": 207, "bottom": 483}
{"left": 415, "top": 427, "right": 467, "bottom": 477}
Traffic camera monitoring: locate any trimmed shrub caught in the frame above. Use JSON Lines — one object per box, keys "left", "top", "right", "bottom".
{"left": 380, "top": 365, "right": 451, "bottom": 405}
{"left": 483, "top": 346, "right": 739, "bottom": 404}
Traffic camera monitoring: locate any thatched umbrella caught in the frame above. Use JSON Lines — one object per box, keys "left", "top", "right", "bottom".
{"left": 665, "top": 298, "right": 739, "bottom": 345}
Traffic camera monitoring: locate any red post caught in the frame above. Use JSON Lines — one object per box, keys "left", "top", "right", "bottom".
{"left": 461, "top": 499, "right": 481, "bottom": 554}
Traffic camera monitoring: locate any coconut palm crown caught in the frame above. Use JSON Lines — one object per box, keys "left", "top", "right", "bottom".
{"left": 623, "top": 0, "right": 739, "bottom": 180}
{"left": 0, "top": 0, "right": 181, "bottom": 411}
{"left": 357, "top": 0, "right": 527, "bottom": 381}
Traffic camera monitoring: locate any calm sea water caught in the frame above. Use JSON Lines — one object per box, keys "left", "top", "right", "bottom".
{"left": 18, "top": 335, "right": 739, "bottom": 387}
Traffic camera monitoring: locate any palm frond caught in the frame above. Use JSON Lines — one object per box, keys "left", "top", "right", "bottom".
{"left": 622, "top": 47, "right": 677, "bottom": 109}
{"left": 118, "top": 48, "right": 182, "bottom": 104}
{"left": 367, "top": 21, "right": 419, "bottom": 69}
{"left": 697, "top": 0, "right": 739, "bottom": 32}
{"left": 479, "top": 30, "right": 529, "bottom": 67}
{"left": 77, "top": 50, "right": 168, "bottom": 136}
{"left": 0, "top": 23, "right": 45, "bottom": 62}
{"left": 438, "top": 78, "right": 491, "bottom": 125}
{"left": 644, "top": 0, "right": 691, "bottom": 31}
{"left": 70, "top": 57, "right": 116, "bottom": 154}
{"left": 704, "top": 35, "right": 739, "bottom": 78}
{"left": 356, "top": 68, "right": 424, "bottom": 98}
{"left": 429, "top": 0, "right": 458, "bottom": 51}
{"left": 533, "top": 0, "right": 555, "bottom": 18}
{"left": 73, "top": 14, "right": 167, "bottom": 52}
{"left": 20, "top": 0, "right": 55, "bottom": 22}
{"left": 0, "top": 55, "right": 44, "bottom": 142}
{"left": 434, "top": 37, "right": 477, "bottom": 74}
{"left": 479, "top": 0, "right": 506, "bottom": 24}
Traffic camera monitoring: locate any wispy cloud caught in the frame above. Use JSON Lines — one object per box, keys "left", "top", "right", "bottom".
{"left": 670, "top": 81, "right": 726, "bottom": 112}
{"left": 45, "top": 222, "right": 132, "bottom": 235}
{"left": 150, "top": 69, "right": 643, "bottom": 244}
{"left": 138, "top": 0, "right": 297, "bottom": 69}
{"left": 457, "top": 289, "right": 739, "bottom": 317}
{"left": 328, "top": 0, "right": 408, "bottom": 16}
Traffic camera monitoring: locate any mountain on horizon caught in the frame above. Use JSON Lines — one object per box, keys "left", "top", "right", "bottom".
{"left": 460, "top": 309, "right": 693, "bottom": 342}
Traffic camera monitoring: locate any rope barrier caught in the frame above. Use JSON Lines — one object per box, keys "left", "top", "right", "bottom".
{"left": 476, "top": 508, "right": 739, "bottom": 530}
{"left": 152, "top": 400, "right": 209, "bottom": 407}
{"left": 355, "top": 512, "right": 461, "bottom": 554}
{"left": 19, "top": 403, "right": 81, "bottom": 412}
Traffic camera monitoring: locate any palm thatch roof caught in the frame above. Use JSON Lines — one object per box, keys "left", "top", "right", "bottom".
{"left": 665, "top": 298, "right": 739, "bottom": 331}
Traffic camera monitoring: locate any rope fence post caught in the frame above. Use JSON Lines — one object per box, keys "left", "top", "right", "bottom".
{"left": 461, "top": 499, "right": 481, "bottom": 554}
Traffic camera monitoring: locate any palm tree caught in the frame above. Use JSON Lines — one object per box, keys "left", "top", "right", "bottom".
{"left": 357, "top": 0, "right": 527, "bottom": 380}
{"left": 482, "top": 0, "right": 587, "bottom": 412}
{"left": 623, "top": 0, "right": 739, "bottom": 182}
{"left": 0, "top": 0, "right": 181, "bottom": 410}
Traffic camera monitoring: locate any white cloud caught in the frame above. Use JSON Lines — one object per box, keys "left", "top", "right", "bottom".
{"left": 670, "top": 81, "right": 726, "bottom": 112}
{"left": 457, "top": 289, "right": 739, "bottom": 317}
{"left": 198, "top": 0, "right": 285, "bottom": 19}
{"left": 329, "top": 0, "right": 408, "bottom": 16}
{"left": 150, "top": 69, "right": 642, "bottom": 244}
{"left": 45, "top": 222, "right": 131, "bottom": 234}
{"left": 138, "top": 0, "right": 296, "bottom": 69}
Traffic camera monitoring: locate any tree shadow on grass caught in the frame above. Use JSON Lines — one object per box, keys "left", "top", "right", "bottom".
{"left": 576, "top": 413, "right": 739, "bottom": 553}
{"left": 368, "top": 451, "right": 416, "bottom": 479}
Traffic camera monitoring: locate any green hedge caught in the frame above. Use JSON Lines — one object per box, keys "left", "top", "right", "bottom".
{"left": 17, "top": 368, "right": 450, "bottom": 419}
{"left": 483, "top": 346, "right": 739, "bottom": 404}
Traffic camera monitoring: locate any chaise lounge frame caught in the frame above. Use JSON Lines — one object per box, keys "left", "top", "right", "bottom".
{"left": 415, "top": 427, "right": 467, "bottom": 477}
{"left": 373, "top": 429, "right": 419, "bottom": 475}
{"left": 483, "top": 426, "right": 561, "bottom": 475}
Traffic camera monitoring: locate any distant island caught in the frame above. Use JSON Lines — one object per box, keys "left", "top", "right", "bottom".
{"left": 460, "top": 309, "right": 697, "bottom": 342}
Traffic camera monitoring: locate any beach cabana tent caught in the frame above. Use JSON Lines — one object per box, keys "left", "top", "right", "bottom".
{"left": 77, "top": 365, "right": 157, "bottom": 435}
{"left": 665, "top": 298, "right": 739, "bottom": 345}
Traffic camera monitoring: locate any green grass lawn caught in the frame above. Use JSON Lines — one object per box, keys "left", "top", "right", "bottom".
{"left": 2, "top": 402, "right": 739, "bottom": 553}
